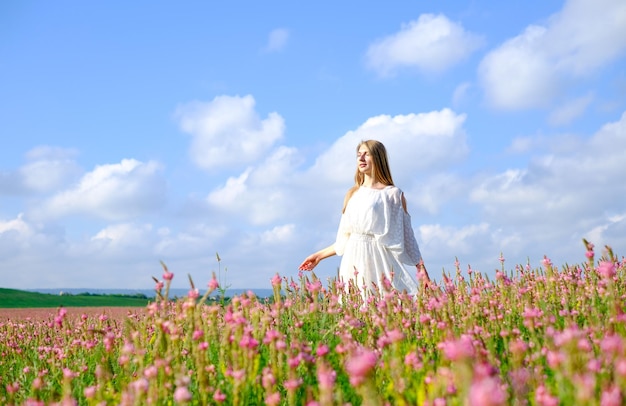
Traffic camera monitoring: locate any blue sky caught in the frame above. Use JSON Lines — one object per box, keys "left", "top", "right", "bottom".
{"left": 1, "top": 0, "right": 625, "bottom": 290}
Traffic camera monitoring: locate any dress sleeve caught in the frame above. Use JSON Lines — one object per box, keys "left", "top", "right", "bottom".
{"left": 376, "top": 188, "right": 422, "bottom": 265}
{"left": 402, "top": 211, "right": 423, "bottom": 265}
{"left": 333, "top": 213, "right": 350, "bottom": 256}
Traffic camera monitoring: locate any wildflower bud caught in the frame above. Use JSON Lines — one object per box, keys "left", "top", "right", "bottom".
{"left": 271, "top": 273, "right": 282, "bottom": 287}
{"left": 143, "top": 365, "right": 158, "bottom": 379}
{"left": 32, "top": 377, "right": 44, "bottom": 390}
{"left": 597, "top": 261, "right": 616, "bottom": 279}
{"left": 213, "top": 389, "right": 226, "bottom": 403}
{"left": 345, "top": 348, "right": 378, "bottom": 386}
{"left": 173, "top": 386, "right": 192, "bottom": 403}
{"left": 187, "top": 288, "right": 199, "bottom": 299}
{"left": 84, "top": 385, "right": 97, "bottom": 399}
{"left": 439, "top": 335, "right": 475, "bottom": 362}
{"left": 469, "top": 376, "right": 506, "bottom": 406}
{"left": 316, "top": 344, "right": 329, "bottom": 357}
{"left": 208, "top": 275, "right": 220, "bottom": 291}
{"left": 317, "top": 364, "right": 336, "bottom": 390}
{"left": 265, "top": 392, "right": 280, "bottom": 406}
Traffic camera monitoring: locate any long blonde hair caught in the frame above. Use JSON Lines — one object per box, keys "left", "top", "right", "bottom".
{"left": 342, "top": 140, "right": 395, "bottom": 213}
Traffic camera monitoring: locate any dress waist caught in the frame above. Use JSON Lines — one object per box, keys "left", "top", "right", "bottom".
{"left": 350, "top": 233, "right": 375, "bottom": 241}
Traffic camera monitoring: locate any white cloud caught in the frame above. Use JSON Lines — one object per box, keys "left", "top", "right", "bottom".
{"left": 207, "top": 146, "right": 303, "bottom": 225}
{"left": 25, "top": 146, "right": 79, "bottom": 161}
{"left": 260, "top": 223, "right": 296, "bottom": 245}
{"left": 309, "top": 108, "right": 469, "bottom": 189}
{"left": 407, "top": 173, "right": 467, "bottom": 215}
{"left": 506, "top": 132, "right": 584, "bottom": 155}
{"left": 20, "top": 159, "right": 81, "bottom": 193}
{"left": 1, "top": 146, "right": 81, "bottom": 195}
{"left": 154, "top": 223, "right": 228, "bottom": 259}
{"left": 263, "top": 28, "right": 289, "bottom": 53}
{"left": 548, "top": 93, "right": 594, "bottom": 126}
{"left": 176, "top": 95, "right": 285, "bottom": 170}
{"left": 479, "top": 0, "right": 626, "bottom": 110}
{"left": 452, "top": 82, "right": 473, "bottom": 106}
{"left": 419, "top": 222, "right": 491, "bottom": 254}
{"left": 38, "top": 159, "right": 166, "bottom": 220}
{"left": 469, "top": 110, "right": 626, "bottom": 258}
{"left": 585, "top": 214, "right": 626, "bottom": 252}
{"left": 365, "top": 13, "right": 483, "bottom": 76}
{"left": 91, "top": 223, "right": 154, "bottom": 245}
{"left": 0, "top": 213, "right": 32, "bottom": 237}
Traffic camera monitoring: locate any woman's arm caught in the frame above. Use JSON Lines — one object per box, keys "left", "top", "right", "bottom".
{"left": 299, "top": 245, "right": 336, "bottom": 271}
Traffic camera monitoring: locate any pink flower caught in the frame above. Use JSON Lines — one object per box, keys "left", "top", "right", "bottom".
{"left": 439, "top": 335, "right": 475, "bottom": 361}
{"left": 62, "top": 368, "right": 76, "bottom": 380}
{"left": 316, "top": 344, "right": 329, "bottom": 357}
{"left": 601, "top": 385, "right": 622, "bottom": 406}
{"left": 173, "top": 386, "right": 192, "bottom": 403}
{"left": 187, "top": 288, "right": 199, "bottom": 299}
{"left": 231, "top": 369, "right": 246, "bottom": 382}
{"left": 131, "top": 378, "right": 149, "bottom": 393}
{"left": 283, "top": 378, "right": 303, "bottom": 391}
{"left": 509, "top": 339, "right": 528, "bottom": 357}
{"left": 144, "top": 365, "right": 158, "bottom": 379}
{"left": 265, "top": 392, "right": 281, "bottom": 406}
{"left": 317, "top": 366, "right": 336, "bottom": 390}
{"left": 345, "top": 348, "right": 378, "bottom": 386}
{"left": 469, "top": 376, "right": 506, "bottom": 406}
{"left": 32, "top": 377, "right": 43, "bottom": 390}
{"left": 386, "top": 329, "right": 404, "bottom": 343}
{"left": 262, "top": 368, "right": 276, "bottom": 389}
{"left": 213, "top": 389, "right": 226, "bottom": 402}
{"left": 306, "top": 279, "right": 323, "bottom": 293}
{"left": 6, "top": 382, "right": 19, "bottom": 394}
{"left": 597, "top": 261, "right": 616, "bottom": 279}
{"left": 616, "top": 359, "right": 626, "bottom": 377}
{"left": 546, "top": 350, "right": 564, "bottom": 368}
{"left": 54, "top": 307, "right": 67, "bottom": 327}
{"left": 163, "top": 270, "right": 174, "bottom": 281}
{"left": 535, "top": 384, "right": 559, "bottom": 406}
{"left": 23, "top": 400, "right": 45, "bottom": 406}
{"left": 84, "top": 386, "right": 97, "bottom": 399}
{"left": 600, "top": 334, "right": 624, "bottom": 355}
{"left": 155, "top": 281, "right": 164, "bottom": 291}
{"left": 208, "top": 276, "right": 220, "bottom": 291}
{"left": 404, "top": 352, "right": 422, "bottom": 369}
{"left": 271, "top": 273, "right": 282, "bottom": 287}
{"left": 542, "top": 256, "right": 553, "bottom": 268}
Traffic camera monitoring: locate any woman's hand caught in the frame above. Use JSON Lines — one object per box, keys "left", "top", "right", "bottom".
{"left": 299, "top": 254, "right": 320, "bottom": 271}
{"left": 299, "top": 245, "right": 336, "bottom": 271}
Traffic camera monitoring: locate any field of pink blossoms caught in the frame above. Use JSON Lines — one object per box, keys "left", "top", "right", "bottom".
{"left": 1, "top": 241, "right": 625, "bottom": 405}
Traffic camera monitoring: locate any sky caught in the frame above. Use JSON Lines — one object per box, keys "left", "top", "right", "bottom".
{"left": 1, "top": 0, "right": 625, "bottom": 291}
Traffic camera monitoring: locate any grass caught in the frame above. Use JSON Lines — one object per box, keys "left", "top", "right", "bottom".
{"left": 0, "top": 287, "right": 151, "bottom": 308}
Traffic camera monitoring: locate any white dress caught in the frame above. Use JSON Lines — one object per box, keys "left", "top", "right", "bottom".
{"left": 334, "top": 185, "right": 422, "bottom": 296}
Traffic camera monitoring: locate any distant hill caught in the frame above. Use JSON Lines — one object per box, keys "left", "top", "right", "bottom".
{"left": 0, "top": 287, "right": 151, "bottom": 308}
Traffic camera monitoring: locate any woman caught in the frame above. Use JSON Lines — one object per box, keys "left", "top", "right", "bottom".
{"left": 299, "top": 140, "right": 430, "bottom": 296}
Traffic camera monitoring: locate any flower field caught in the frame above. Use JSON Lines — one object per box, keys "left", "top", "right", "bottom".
{"left": 1, "top": 241, "right": 625, "bottom": 405}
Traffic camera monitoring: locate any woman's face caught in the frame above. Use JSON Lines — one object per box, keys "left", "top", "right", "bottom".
{"left": 357, "top": 145, "right": 372, "bottom": 175}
